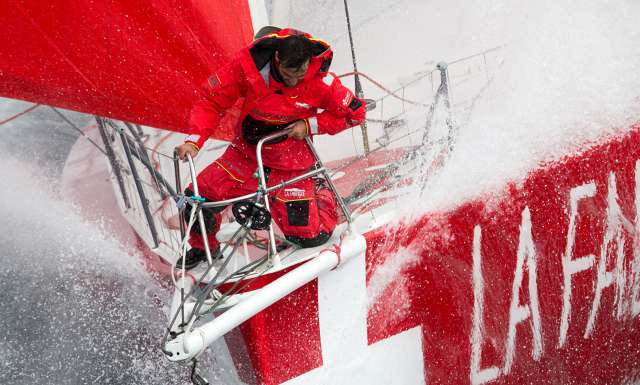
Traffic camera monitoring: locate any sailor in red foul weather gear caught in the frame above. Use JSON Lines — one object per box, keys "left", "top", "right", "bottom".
{"left": 175, "top": 27, "right": 366, "bottom": 268}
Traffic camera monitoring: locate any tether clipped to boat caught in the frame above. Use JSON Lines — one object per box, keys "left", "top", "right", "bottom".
{"left": 175, "top": 194, "right": 206, "bottom": 210}
{"left": 190, "top": 359, "right": 209, "bottom": 385}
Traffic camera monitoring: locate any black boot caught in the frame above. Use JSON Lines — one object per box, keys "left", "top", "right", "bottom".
{"left": 181, "top": 247, "right": 223, "bottom": 270}
{"left": 181, "top": 248, "right": 207, "bottom": 270}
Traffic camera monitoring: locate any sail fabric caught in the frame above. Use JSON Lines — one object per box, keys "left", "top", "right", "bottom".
{"left": 0, "top": 1, "right": 253, "bottom": 135}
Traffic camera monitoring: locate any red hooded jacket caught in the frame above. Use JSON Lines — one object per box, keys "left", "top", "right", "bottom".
{"left": 185, "top": 28, "right": 366, "bottom": 170}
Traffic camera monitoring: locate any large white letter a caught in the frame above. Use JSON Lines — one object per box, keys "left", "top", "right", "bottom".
{"left": 503, "top": 207, "right": 543, "bottom": 375}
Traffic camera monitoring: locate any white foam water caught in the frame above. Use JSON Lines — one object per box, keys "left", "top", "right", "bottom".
{"left": 0, "top": 98, "right": 209, "bottom": 385}
{"left": 274, "top": 0, "right": 640, "bottom": 213}
{"left": 413, "top": 0, "right": 640, "bottom": 214}
{"left": 0, "top": 155, "right": 197, "bottom": 384}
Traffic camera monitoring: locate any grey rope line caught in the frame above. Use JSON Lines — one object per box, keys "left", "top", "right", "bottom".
{"left": 50, "top": 107, "right": 108, "bottom": 156}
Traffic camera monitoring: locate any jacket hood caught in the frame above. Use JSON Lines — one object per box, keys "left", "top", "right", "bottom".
{"left": 248, "top": 28, "right": 333, "bottom": 78}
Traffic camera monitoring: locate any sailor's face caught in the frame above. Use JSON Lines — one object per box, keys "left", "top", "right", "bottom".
{"left": 279, "top": 60, "right": 309, "bottom": 87}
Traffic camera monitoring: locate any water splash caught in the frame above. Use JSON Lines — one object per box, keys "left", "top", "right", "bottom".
{"left": 0, "top": 156, "right": 192, "bottom": 384}
{"left": 415, "top": 0, "right": 640, "bottom": 214}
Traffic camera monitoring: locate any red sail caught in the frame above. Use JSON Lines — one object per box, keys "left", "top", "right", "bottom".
{"left": 0, "top": 0, "right": 253, "bottom": 137}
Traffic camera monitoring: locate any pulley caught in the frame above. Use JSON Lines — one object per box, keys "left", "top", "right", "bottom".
{"left": 232, "top": 201, "right": 271, "bottom": 230}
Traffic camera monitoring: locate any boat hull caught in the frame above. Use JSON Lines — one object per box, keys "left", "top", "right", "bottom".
{"left": 62, "top": 120, "right": 640, "bottom": 384}
{"left": 220, "top": 126, "right": 640, "bottom": 385}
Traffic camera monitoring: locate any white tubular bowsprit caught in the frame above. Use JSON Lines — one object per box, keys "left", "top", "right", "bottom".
{"left": 163, "top": 234, "right": 366, "bottom": 362}
{"left": 164, "top": 127, "right": 361, "bottom": 362}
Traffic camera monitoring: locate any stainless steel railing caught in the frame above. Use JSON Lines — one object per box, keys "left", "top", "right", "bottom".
{"left": 176, "top": 128, "right": 352, "bottom": 267}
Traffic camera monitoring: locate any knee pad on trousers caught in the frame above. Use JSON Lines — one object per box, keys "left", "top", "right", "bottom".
{"left": 285, "top": 231, "right": 332, "bottom": 249}
{"left": 183, "top": 188, "right": 224, "bottom": 234}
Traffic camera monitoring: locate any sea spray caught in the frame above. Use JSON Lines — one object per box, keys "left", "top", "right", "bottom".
{"left": 0, "top": 156, "right": 192, "bottom": 384}
{"left": 416, "top": 0, "right": 640, "bottom": 214}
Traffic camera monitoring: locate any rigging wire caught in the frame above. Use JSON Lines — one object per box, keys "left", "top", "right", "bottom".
{"left": 342, "top": 0, "right": 371, "bottom": 154}
{"left": 342, "top": 0, "right": 364, "bottom": 98}
{"left": 0, "top": 103, "right": 40, "bottom": 125}
{"left": 49, "top": 107, "right": 109, "bottom": 156}
{"left": 339, "top": 71, "right": 430, "bottom": 107}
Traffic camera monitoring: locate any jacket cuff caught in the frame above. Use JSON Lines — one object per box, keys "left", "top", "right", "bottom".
{"left": 185, "top": 141, "right": 200, "bottom": 152}
{"left": 185, "top": 134, "right": 207, "bottom": 149}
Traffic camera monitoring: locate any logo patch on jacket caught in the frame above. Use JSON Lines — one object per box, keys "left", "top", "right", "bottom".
{"left": 208, "top": 74, "right": 220, "bottom": 89}
{"left": 342, "top": 92, "right": 353, "bottom": 107}
{"left": 294, "top": 102, "right": 311, "bottom": 109}
{"left": 284, "top": 188, "right": 306, "bottom": 198}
